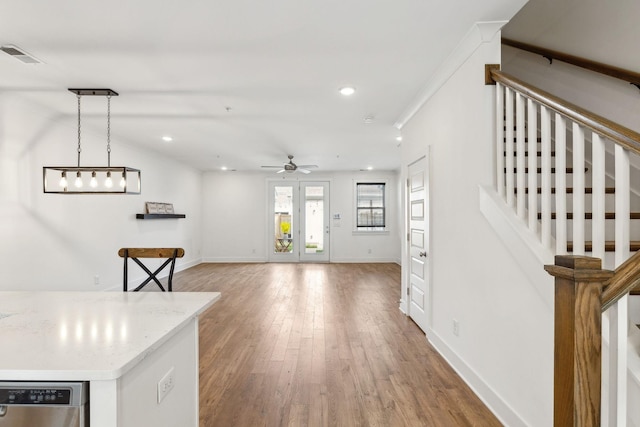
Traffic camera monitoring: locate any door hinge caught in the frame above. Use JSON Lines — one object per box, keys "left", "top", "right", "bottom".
{"left": 406, "top": 287, "right": 410, "bottom": 296}
{"left": 406, "top": 178, "right": 410, "bottom": 188}
{"left": 407, "top": 233, "right": 410, "bottom": 241}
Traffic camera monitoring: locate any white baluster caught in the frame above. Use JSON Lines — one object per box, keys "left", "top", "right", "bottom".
{"left": 496, "top": 83, "right": 505, "bottom": 198}
{"left": 527, "top": 99, "right": 538, "bottom": 234}
{"left": 540, "top": 106, "right": 552, "bottom": 250}
{"left": 608, "top": 145, "right": 630, "bottom": 427}
{"left": 608, "top": 296, "right": 628, "bottom": 427}
{"left": 554, "top": 114, "right": 567, "bottom": 255}
{"left": 615, "top": 144, "right": 630, "bottom": 267}
{"left": 591, "top": 133, "right": 606, "bottom": 261}
{"left": 516, "top": 93, "right": 526, "bottom": 219}
{"left": 505, "top": 88, "right": 515, "bottom": 209}
{"left": 572, "top": 123, "right": 585, "bottom": 255}
{"left": 591, "top": 134, "right": 607, "bottom": 424}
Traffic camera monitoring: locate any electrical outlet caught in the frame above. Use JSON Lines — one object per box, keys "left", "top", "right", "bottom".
{"left": 453, "top": 319, "right": 460, "bottom": 337}
{"left": 157, "top": 367, "right": 175, "bottom": 403}
{"left": 367, "top": 248, "right": 372, "bottom": 254}
{"left": 94, "top": 275, "right": 100, "bottom": 286}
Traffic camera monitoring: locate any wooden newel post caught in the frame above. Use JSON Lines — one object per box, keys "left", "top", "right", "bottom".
{"left": 545, "top": 255, "right": 613, "bottom": 427}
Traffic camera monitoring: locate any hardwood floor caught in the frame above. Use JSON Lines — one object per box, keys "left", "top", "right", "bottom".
{"left": 173, "top": 263, "right": 501, "bottom": 427}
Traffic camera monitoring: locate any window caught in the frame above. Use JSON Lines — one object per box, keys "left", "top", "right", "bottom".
{"left": 356, "top": 182, "right": 386, "bottom": 230}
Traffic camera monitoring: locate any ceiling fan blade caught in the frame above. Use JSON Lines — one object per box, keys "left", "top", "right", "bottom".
{"left": 297, "top": 164, "right": 318, "bottom": 169}
{"left": 261, "top": 165, "right": 283, "bottom": 169}
{"left": 276, "top": 169, "right": 286, "bottom": 174}
{"left": 298, "top": 168, "right": 311, "bottom": 174}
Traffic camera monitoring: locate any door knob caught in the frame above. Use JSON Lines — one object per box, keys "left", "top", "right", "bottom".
{"left": 419, "top": 251, "right": 427, "bottom": 258}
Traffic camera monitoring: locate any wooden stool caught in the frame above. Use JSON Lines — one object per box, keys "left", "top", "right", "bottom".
{"left": 118, "top": 248, "right": 185, "bottom": 292}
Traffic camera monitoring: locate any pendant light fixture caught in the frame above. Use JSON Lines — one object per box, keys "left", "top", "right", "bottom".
{"left": 43, "top": 88, "right": 141, "bottom": 194}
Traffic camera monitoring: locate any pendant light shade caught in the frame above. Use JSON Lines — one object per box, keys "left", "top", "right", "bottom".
{"left": 43, "top": 88, "right": 141, "bottom": 194}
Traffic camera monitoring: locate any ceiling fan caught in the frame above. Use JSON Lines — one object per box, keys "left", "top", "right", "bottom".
{"left": 261, "top": 155, "right": 318, "bottom": 174}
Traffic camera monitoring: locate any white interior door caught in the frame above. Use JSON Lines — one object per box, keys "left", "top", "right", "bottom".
{"left": 268, "top": 181, "right": 330, "bottom": 262}
{"left": 407, "top": 154, "right": 430, "bottom": 332}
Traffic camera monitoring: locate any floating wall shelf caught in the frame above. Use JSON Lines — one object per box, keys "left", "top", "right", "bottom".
{"left": 136, "top": 214, "right": 186, "bottom": 219}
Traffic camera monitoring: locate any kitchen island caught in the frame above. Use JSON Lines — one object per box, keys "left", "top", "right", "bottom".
{"left": 0, "top": 291, "right": 220, "bottom": 427}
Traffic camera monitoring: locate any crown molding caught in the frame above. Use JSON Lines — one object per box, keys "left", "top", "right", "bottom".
{"left": 394, "top": 21, "right": 508, "bottom": 130}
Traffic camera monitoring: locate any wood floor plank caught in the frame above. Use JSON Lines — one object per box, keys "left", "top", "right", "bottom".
{"left": 171, "top": 263, "right": 502, "bottom": 426}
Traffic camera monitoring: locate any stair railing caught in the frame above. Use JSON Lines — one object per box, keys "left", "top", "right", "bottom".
{"left": 487, "top": 65, "right": 640, "bottom": 426}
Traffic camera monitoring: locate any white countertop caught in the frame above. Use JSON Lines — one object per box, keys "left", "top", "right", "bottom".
{"left": 0, "top": 291, "right": 220, "bottom": 381}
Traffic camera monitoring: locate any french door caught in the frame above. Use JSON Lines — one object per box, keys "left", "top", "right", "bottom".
{"left": 268, "top": 181, "right": 330, "bottom": 262}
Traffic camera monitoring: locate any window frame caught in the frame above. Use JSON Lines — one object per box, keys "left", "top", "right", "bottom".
{"left": 353, "top": 181, "right": 388, "bottom": 233}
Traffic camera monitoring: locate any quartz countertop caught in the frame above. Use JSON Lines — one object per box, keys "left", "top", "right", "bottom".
{"left": 0, "top": 291, "right": 220, "bottom": 381}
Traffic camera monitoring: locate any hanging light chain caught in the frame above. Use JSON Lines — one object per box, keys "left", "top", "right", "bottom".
{"left": 77, "top": 94, "right": 82, "bottom": 167}
{"left": 107, "top": 94, "right": 111, "bottom": 167}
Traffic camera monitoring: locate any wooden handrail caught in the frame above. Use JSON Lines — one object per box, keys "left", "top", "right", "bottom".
{"left": 602, "top": 250, "right": 640, "bottom": 311}
{"left": 489, "top": 68, "right": 640, "bottom": 157}
{"left": 502, "top": 38, "right": 640, "bottom": 89}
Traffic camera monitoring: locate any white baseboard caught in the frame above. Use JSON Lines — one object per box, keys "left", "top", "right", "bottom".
{"left": 330, "top": 257, "right": 399, "bottom": 263}
{"left": 201, "top": 256, "right": 266, "bottom": 263}
{"left": 426, "top": 328, "right": 528, "bottom": 427}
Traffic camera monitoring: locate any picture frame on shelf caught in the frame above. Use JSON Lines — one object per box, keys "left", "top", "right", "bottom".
{"left": 165, "top": 203, "right": 174, "bottom": 214}
{"left": 146, "top": 202, "right": 158, "bottom": 214}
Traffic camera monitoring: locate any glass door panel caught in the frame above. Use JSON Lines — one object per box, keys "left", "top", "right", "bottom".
{"left": 272, "top": 184, "right": 296, "bottom": 260}
{"left": 300, "top": 182, "right": 329, "bottom": 262}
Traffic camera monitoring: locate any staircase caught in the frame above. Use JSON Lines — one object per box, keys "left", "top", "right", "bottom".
{"left": 486, "top": 67, "right": 640, "bottom": 426}
{"left": 505, "top": 133, "right": 640, "bottom": 258}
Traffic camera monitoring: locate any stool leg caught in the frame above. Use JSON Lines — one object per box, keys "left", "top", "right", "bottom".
{"left": 123, "top": 249, "right": 129, "bottom": 292}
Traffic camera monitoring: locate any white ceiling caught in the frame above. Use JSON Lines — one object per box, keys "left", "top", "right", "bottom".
{"left": 0, "top": 0, "right": 525, "bottom": 173}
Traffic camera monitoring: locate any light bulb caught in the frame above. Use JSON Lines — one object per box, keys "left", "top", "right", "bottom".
{"left": 74, "top": 171, "right": 83, "bottom": 188}
{"left": 105, "top": 171, "right": 113, "bottom": 188}
{"left": 90, "top": 171, "right": 98, "bottom": 188}
{"left": 59, "top": 171, "right": 68, "bottom": 188}
{"left": 119, "top": 173, "right": 126, "bottom": 188}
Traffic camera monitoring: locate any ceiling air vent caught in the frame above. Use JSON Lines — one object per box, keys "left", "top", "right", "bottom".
{"left": 1, "top": 45, "right": 42, "bottom": 64}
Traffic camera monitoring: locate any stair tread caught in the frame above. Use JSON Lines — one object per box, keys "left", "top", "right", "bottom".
{"left": 516, "top": 187, "right": 616, "bottom": 194}
{"left": 503, "top": 137, "right": 543, "bottom": 142}
{"left": 567, "top": 241, "right": 640, "bottom": 252}
{"left": 505, "top": 151, "right": 556, "bottom": 157}
{"left": 504, "top": 167, "right": 588, "bottom": 173}
{"left": 538, "top": 212, "right": 640, "bottom": 220}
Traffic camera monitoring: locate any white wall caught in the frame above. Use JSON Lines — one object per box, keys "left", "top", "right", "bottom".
{"left": 0, "top": 93, "right": 203, "bottom": 291}
{"left": 201, "top": 171, "right": 401, "bottom": 263}
{"left": 502, "top": 0, "right": 640, "bottom": 136}
{"left": 400, "top": 30, "right": 553, "bottom": 426}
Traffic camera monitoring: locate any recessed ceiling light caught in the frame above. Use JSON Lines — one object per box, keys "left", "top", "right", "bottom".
{"left": 363, "top": 115, "right": 375, "bottom": 124}
{"left": 396, "top": 135, "right": 403, "bottom": 142}
{"left": 339, "top": 87, "right": 355, "bottom": 96}
{"left": 162, "top": 136, "right": 173, "bottom": 142}
{"left": 367, "top": 166, "right": 373, "bottom": 171}
{"left": 221, "top": 166, "right": 228, "bottom": 171}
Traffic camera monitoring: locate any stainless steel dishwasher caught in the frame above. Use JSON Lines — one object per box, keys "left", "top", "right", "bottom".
{"left": 0, "top": 382, "right": 88, "bottom": 427}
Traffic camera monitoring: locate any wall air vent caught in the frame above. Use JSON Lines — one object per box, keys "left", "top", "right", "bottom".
{"left": 0, "top": 45, "right": 42, "bottom": 64}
